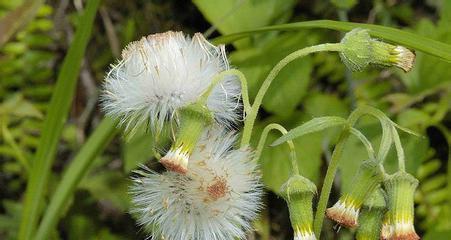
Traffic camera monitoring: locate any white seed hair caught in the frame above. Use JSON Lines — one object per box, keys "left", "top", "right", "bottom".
{"left": 130, "top": 127, "right": 262, "bottom": 240}
{"left": 101, "top": 31, "right": 241, "bottom": 136}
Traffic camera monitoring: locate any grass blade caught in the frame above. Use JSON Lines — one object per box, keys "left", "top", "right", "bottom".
{"left": 213, "top": 20, "right": 451, "bottom": 62}
{"left": 35, "top": 117, "right": 117, "bottom": 240}
{"left": 18, "top": 1, "right": 101, "bottom": 239}
{"left": 0, "top": 0, "right": 44, "bottom": 47}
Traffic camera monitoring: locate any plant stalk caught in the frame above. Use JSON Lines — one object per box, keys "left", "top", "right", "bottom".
{"left": 240, "top": 43, "right": 344, "bottom": 147}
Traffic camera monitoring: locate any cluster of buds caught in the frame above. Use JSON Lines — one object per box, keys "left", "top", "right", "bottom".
{"left": 340, "top": 28, "right": 415, "bottom": 72}
{"left": 280, "top": 174, "right": 317, "bottom": 240}
{"left": 326, "top": 160, "right": 384, "bottom": 228}
{"left": 381, "top": 172, "right": 420, "bottom": 240}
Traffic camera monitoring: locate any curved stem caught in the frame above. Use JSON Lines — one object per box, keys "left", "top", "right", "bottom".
{"left": 347, "top": 105, "right": 394, "bottom": 163}
{"left": 255, "top": 123, "right": 299, "bottom": 175}
{"left": 350, "top": 127, "right": 376, "bottom": 161}
{"left": 391, "top": 125, "right": 406, "bottom": 172}
{"left": 240, "top": 43, "right": 344, "bottom": 147}
{"left": 313, "top": 128, "right": 350, "bottom": 238}
{"left": 199, "top": 69, "right": 251, "bottom": 115}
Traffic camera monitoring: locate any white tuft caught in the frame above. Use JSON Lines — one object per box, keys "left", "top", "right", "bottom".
{"left": 101, "top": 31, "right": 241, "bottom": 135}
{"left": 130, "top": 127, "right": 263, "bottom": 240}
{"left": 294, "top": 229, "right": 317, "bottom": 240}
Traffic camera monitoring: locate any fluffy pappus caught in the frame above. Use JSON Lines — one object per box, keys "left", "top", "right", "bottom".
{"left": 130, "top": 128, "right": 263, "bottom": 240}
{"left": 101, "top": 31, "right": 241, "bottom": 136}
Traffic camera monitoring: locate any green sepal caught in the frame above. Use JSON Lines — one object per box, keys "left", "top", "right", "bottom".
{"left": 172, "top": 103, "right": 214, "bottom": 154}
{"left": 340, "top": 160, "right": 384, "bottom": 209}
{"left": 280, "top": 174, "right": 317, "bottom": 235}
{"left": 339, "top": 28, "right": 372, "bottom": 71}
{"left": 383, "top": 171, "right": 418, "bottom": 224}
{"left": 356, "top": 187, "right": 387, "bottom": 240}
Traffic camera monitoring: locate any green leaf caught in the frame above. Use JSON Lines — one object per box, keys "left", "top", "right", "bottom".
{"left": 193, "top": 0, "right": 297, "bottom": 48}
{"left": 213, "top": 20, "right": 451, "bottom": 62}
{"left": 35, "top": 117, "right": 117, "bottom": 240}
{"left": 271, "top": 116, "right": 348, "bottom": 146}
{"left": 18, "top": 1, "right": 101, "bottom": 239}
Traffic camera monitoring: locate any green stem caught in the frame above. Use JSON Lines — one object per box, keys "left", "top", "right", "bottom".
{"left": 391, "top": 125, "right": 406, "bottom": 172}
{"left": 199, "top": 69, "right": 251, "bottom": 115}
{"left": 349, "top": 127, "right": 376, "bottom": 161}
{"left": 240, "top": 43, "right": 344, "bottom": 147}
{"left": 313, "top": 128, "right": 350, "bottom": 238}
{"left": 254, "top": 123, "right": 299, "bottom": 175}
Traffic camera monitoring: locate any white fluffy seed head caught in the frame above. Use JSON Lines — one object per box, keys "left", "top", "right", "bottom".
{"left": 101, "top": 31, "right": 241, "bottom": 136}
{"left": 130, "top": 128, "right": 263, "bottom": 240}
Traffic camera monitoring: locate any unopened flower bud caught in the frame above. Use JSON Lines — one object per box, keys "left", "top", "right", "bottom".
{"left": 356, "top": 187, "right": 387, "bottom": 240}
{"left": 326, "top": 160, "right": 384, "bottom": 228}
{"left": 339, "top": 28, "right": 373, "bottom": 71}
{"left": 160, "top": 103, "right": 213, "bottom": 173}
{"left": 340, "top": 28, "right": 415, "bottom": 72}
{"left": 370, "top": 41, "right": 415, "bottom": 72}
{"left": 280, "top": 175, "right": 317, "bottom": 240}
{"left": 382, "top": 171, "right": 419, "bottom": 240}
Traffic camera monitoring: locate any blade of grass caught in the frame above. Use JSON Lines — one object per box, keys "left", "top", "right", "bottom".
{"left": 18, "top": 1, "right": 101, "bottom": 239}
{"left": 35, "top": 117, "right": 117, "bottom": 240}
{"left": 0, "top": 0, "right": 44, "bottom": 47}
{"left": 212, "top": 20, "right": 451, "bottom": 62}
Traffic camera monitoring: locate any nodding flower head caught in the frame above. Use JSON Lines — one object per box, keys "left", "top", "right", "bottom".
{"left": 340, "top": 28, "right": 415, "bottom": 72}
{"left": 326, "top": 160, "right": 384, "bottom": 228}
{"left": 130, "top": 128, "right": 263, "bottom": 240}
{"left": 381, "top": 171, "right": 419, "bottom": 240}
{"left": 101, "top": 31, "right": 241, "bottom": 137}
{"left": 280, "top": 174, "right": 317, "bottom": 240}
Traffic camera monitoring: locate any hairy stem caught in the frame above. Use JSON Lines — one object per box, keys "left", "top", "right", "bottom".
{"left": 240, "top": 43, "right": 344, "bottom": 147}
{"left": 254, "top": 123, "right": 299, "bottom": 175}
{"left": 313, "top": 128, "right": 350, "bottom": 238}
{"left": 199, "top": 69, "right": 251, "bottom": 115}
{"left": 391, "top": 125, "right": 406, "bottom": 172}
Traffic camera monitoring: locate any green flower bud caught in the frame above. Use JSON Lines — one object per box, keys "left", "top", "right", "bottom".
{"left": 280, "top": 174, "right": 317, "bottom": 240}
{"left": 356, "top": 187, "right": 388, "bottom": 240}
{"left": 382, "top": 171, "right": 419, "bottom": 240}
{"left": 160, "top": 103, "right": 213, "bottom": 173}
{"left": 339, "top": 28, "right": 373, "bottom": 71}
{"left": 370, "top": 40, "right": 415, "bottom": 72}
{"left": 326, "top": 160, "right": 384, "bottom": 228}
{"left": 340, "top": 28, "right": 415, "bottom": 72}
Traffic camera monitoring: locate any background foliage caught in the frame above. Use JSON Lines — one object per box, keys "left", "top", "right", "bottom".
{"left": 0, "top": 0, "right": 449, "bottom": 239}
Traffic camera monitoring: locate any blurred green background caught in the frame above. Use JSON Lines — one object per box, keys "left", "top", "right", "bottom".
{"left": 0, "top": 0, "right": 450, "bottom": 239}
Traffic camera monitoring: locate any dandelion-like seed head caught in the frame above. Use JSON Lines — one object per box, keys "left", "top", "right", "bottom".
{"left": 101, "top": 31, "right": 241, "bottom": 136}
{"left": 130, "top": 128, "right": 262, "bottom": 240}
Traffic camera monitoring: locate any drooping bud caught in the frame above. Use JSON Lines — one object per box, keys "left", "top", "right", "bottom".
{"left": 160, "top": 103, "right": 213, "bottom": 173}
{"left": 280, "top": 174, "right": 317, "bottom": 240}
{"left": 326, "top": 160, "right": 384, "bottom": 228}
{"left": 339, "top": 28, "right": 373, "bottom": 71}
{"left": 382, "top": 171, "right": 419, "bottom": 240}
{"left": 340, "top": 28, "right": 415, "bottom": 72}
{"left": 356, "top": 187, "right": 387, "bottom": 240}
